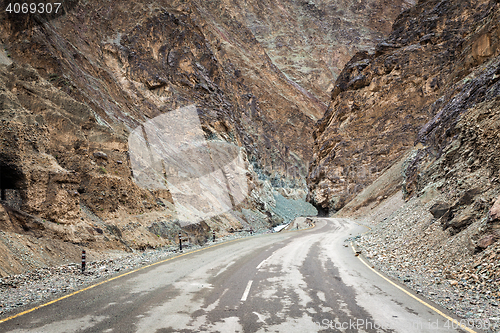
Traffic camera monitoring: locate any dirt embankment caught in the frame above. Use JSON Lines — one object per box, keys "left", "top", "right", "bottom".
{"left": 0, "top": 0, "right": 323, "bottom": 276}
{"left": 322, "top": 0, "right": 500, "bottom": 327}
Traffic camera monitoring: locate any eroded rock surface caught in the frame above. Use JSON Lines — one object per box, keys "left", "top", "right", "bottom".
{"left": 312, "top": 0, "right": 500, "bottom": 324}
{"left": 0, "top": 0, "right": 328, "bottom": 275}
{"left": 308, "top": 0, "right": 500, "bottom": 215}
{"left": 205, "top": 0, "right": 415, "bottom": 102}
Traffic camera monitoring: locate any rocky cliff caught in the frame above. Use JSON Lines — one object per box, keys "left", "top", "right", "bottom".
{"left": 0, "top": 0, "right": 409, "bottom": 276}
{"left": 308, "top": 0, "right": 500, "bottom": 321}
{"left": 201, "top": 0, "right": 415, "bottom": 102}
{"left": 308, "top": 0, "right": 500, "bottom": 214}
{"left": 0, "top": 0, "right": 319, "bottom": 275}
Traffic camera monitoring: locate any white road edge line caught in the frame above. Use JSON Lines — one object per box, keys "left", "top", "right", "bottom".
{"left": 350, "top": 242, "right": 478, "bottom": 333}
{"left": 256, "top": 259, "right": 267, "bottom": 270}
{"left": 215, "top": 260, "right": 235, "bottom": 277}
{"left": 241, "top": 280, "right": 253, "bottom": 301}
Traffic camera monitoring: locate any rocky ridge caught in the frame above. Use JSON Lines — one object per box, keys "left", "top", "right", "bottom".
{"left": 203, "top": 0, "right": 415, "bottom": 102}
{"left": 308, "top": 0, "right": 500, "bottom": 328}
{"left": 308, "top": 0, "right": 500, "bottom": 215}
{"left": 0, "top": 0, "right": 325, "bottom": 276}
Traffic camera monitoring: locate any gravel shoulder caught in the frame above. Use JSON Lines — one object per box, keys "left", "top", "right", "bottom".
{"left": 351, "top": 194, "right": 500, "bottom": 333}
{"left": 0, "top": 219, "right": 313, "bottom": 320}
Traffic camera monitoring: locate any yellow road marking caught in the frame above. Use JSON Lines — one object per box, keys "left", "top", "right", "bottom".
{"left": 350, "top": 242, "right": 478, "bottom": 333}
{"left": 0, "top": 221, "right": 316, "bottom": 325}
{"left": 0, "top": 237, "right": 243, "bottom": 324}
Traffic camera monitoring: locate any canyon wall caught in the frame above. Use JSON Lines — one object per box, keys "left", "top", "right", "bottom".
{"left": 309, "top": 0, "right": 500, "bottom": 313}
{"left": 0, "top": 0, "right": 321, "bottom": 275}
{"left": 0, "top": 0, "right": 408, "bottom": 276}
{"left": 196, "top": 0, "right": 415, "bottom": 102}
{"left": 308, "top": 0, "right": 500, "bottom": 215}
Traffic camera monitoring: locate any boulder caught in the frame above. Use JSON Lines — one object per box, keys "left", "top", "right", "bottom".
{"left": 93, "top": 151, "right": 108, "bottom": 160}
{"left": 429, "top": 202, "right": 451, "bottom": 219}
{"left": 446, "top": 212, "right": 474, "bottom": 232}
{"left": 477, "top": 234, "right": 497, "bottom": 249}
{"left": 489, "top": 195, "right": 500, "bottom": 221}
{"left": 457, "top": 188, "right": 480, "bottom": 206}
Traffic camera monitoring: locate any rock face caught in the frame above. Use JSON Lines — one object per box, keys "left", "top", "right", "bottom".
{"left": 206, "top": 0, "right": 415, "bottom": 102}
{"left": 402, "top": 0, "right": 500, "bottom": 239}
{"left": 0, "top": 0, "right": 331, "bottom": 275}
{"left": 308, "top": 0, "right": 500, "bottom": 215}
{"left": 311, "top": 0, "right": 500, "bottom": 322}
{"left": 0, "top": 0, "right": 417, "bottom": 276}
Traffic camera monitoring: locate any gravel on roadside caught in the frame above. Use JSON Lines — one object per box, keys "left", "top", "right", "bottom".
{"left": 0, "top": 230, "right": 263, "bottom": 318}
{"left": 351, "top": 197, "right": 500, "bottom": 333}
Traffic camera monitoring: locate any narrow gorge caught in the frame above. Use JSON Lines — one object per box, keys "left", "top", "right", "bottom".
{"left": 0, "top": 0, "right": 410, "bottom": 276}
{"left": 1, "top": 0, "right": 500, "bottom": 328}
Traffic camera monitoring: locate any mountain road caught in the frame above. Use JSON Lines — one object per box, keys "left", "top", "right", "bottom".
{"left": 0, "top": 218, "right": 479, "bottom": 332}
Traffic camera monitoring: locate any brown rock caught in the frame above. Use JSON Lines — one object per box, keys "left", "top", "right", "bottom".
{"left": 446, "top": 212, "right": 474, "bottom": 232}
{"left": 0, "top": 204, "right": 12, "bottom": 231}
{"left": 457, "top": 188, "right": 480, "bottom": 206}
{"left": 489, "top": 195, "right": 500, "bottom": 221}
{"left": 429, "top": 202, "right": 451, "bottom": 219}
{"left": 93, "top": 151, "right": 108, "bottom": 160}
{"left": 217, "top": 0, "right": 410, "bottom": 103}
{"left": 0, "top": 0, "right": 350, "bottom": 274}
{"left": 308, "top": 0, "right": 500, "bottom": 220}
{"left": 308, "top": 0, "right": 483, "bottom": 211}
{"left": 478, "top": 234, "right": 497, "bottom": 249}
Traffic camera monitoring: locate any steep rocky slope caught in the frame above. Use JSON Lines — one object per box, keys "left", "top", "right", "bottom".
{"left": 308, "top": 0, "right": 500, "bottom": 325}
{"left": 0, "top": 0, "right": 321, "bottom": 276}
{"left": 198, "top": 0, "right": 415, "bottom": 102}
{"left": 308, "top": 0, "right": 500, "bottom": 214}
{"left": 0, "top": 0, "right": 412, "bottom": 277}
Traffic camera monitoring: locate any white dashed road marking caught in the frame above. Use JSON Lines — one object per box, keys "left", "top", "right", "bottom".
{"left": 241, "top": 280, "right": 253, "bottom": 301}
{"left": 256, "top": 259, "right": 267, "bottom": 270}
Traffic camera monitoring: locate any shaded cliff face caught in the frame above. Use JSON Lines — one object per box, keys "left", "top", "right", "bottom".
{"left": 309, "top": 0, "right": 500, "bottom": 313}
{"left": 308, "top": 0, "right": 500, "bottom": 214}
{"left": 201, "top": 0, "right": 415, "bottom": 102}
{"left": 0, "top": 0, "right": 327, "bottom": 275}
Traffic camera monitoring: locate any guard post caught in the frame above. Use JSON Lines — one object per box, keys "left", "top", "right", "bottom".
{"left": 81, "top": 250, "right": 86, "bottom": 273}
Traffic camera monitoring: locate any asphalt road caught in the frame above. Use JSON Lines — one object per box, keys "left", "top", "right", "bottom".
{"left": 0, "top": 218, "right": 478, "bottom": 332}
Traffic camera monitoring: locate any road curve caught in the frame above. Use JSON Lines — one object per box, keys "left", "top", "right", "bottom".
{"left": 0, "top": 218, "right": 479, "bottom": 332}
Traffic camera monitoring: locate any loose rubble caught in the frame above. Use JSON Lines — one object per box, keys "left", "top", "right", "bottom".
{"left": 354, "top": 196, "right": 500, "bottom": 333}
{"left": 0, "top": 230, "right": 267, "bottom": 318}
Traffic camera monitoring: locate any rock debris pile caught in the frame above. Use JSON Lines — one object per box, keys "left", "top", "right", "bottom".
{"left": 356, "top": 196, "right": 500, "bottom": 332}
